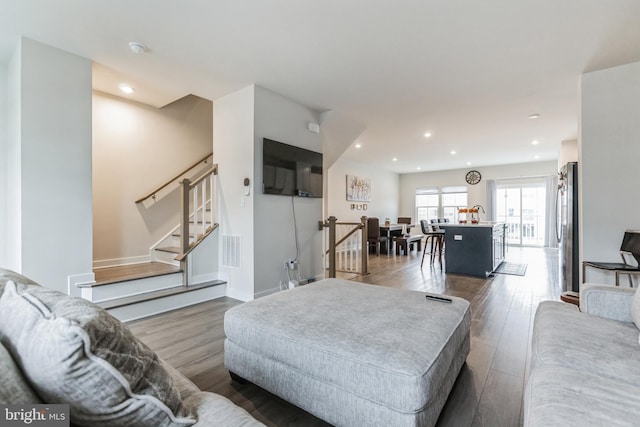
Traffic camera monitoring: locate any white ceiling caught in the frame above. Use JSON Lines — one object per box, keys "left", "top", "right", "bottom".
{"left": 2, "top": 0, "right": 640, "bottom": 174}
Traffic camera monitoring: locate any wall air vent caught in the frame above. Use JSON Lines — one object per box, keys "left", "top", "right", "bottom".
{"left": 222, "top": 235, "right": 241, "bottom": 268}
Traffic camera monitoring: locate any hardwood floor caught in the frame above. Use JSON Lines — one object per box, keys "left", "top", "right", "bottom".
{"left": 127, "top": 246, "right": 561, "bottom": 427}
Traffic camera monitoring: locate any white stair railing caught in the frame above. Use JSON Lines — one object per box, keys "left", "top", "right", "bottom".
{"left": 177, "top": 165, "right": 218, "bottom": 283}
{"left": 321, "top": 216, "right": 368, "bottom": 278}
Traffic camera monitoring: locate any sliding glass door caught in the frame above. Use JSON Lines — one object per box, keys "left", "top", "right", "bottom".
{"left": 496, "top": 183, "right": 546, "bottom": 246}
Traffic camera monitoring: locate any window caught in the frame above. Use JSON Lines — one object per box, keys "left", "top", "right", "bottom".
{"left": 415, "top": 186, "right": 468, "bottom": 224}
{"left": 415, "top": 188, "right": 439, "bottom": 224}
{"left": 442, "top": 186, "right": 468, "bottom": 223}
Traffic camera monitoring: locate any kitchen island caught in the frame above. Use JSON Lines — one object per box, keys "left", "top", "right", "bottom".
{"left": 440, "top": 222, "right": 506, "bottom": 277}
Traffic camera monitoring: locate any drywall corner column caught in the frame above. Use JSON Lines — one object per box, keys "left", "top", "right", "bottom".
{"left": 6, "top": 41, "right": 22, "bottom": 272}
{"left": 8, "top": 38, "right": 93, "bottom": 293}
{"left": 0, "top": 64, "right": 7, "bottom": 266}
{"left": 214, "top": 85, "right": 256, "bottom": 301}
{"left": 253, "top": 86, "right": 323, "bottom": 297}
{"left": 581, "top": 60, "right": 640, "bottom": 284}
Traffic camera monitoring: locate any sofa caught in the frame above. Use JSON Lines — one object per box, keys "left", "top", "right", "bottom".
{"left": 0, "top": 268, "right": 264, "bottom": 427}
{"left": 524, "top": 283, "right": 640, "bottom": 426}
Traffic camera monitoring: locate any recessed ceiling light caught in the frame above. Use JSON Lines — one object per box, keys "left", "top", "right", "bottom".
{"left": 450, "top": 150, "right": 456, "bottom": 155}
{"left": 355, "top": 143, "right": 361, "bottom": 148}
{"left": 528, "top": 114, "right": 540, "bottom": 119}
{"left": 128, "top": 42, "right": 148, "bottom": 54}
{"left": 392, "top": 158, "right": 398, "bottom": 162}
{"left": 532, "top": 140, "right": 539, "bottom": 145}
{"left": 467, "top": 162, "right": 471, "bottom": 166}
{"left": 118, "top": 83, "right": 135, "bottom": 94}
{"left": 424, "top": 132, "right": 432, "bottom": 138}
{"left": 534, "top": 155, "right": 540, "bottom": 159}
{"left": 417, "top": 166, "right": 421, "bottom": 170}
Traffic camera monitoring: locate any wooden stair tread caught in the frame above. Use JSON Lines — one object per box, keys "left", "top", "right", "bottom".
{"left": 98, "top": 280, "right": 226, "bottom": 310}
{"left": 91, "top": 262, "right": 181, "bottom": 286}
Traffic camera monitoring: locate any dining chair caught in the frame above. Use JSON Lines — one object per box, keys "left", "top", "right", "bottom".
{"left": 367, "top": 217, "right": 388, "bottom": 256}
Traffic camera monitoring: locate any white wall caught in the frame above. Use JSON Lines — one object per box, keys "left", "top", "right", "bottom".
{"left": 6, "top": 41, "right": 21, "bottom": 272}
{"left": 328, "top": 157, "right": 400, "bottom": 223}
{"left": 7, "top": 38, "right": 93, "bottom": 293}
{"left": 213, "top": 85, "right": 255, "bottom": 301}
{"left": 559, "top": 139, "right": 578, "bottom": 169}
{"left": 399, "top": 161, "right": 557, "bottom": 221}
{"left": 0, "top": 64, "right": 7, "bottom": 266}
{"left": 581, "top": 60, "right": 640, "bottom": 284}
{"left": 92, "top": 92, "right": 213, "bottom": 266}
{"left": 254, "top": 86, "right": 323, "bottom": 296}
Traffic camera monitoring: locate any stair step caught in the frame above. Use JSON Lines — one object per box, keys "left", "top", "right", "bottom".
{"left": 98, "top": 280, "right": 226, "bottom": 310}
{"left": 91, "top": 262, "right": 181, "bottom": 286}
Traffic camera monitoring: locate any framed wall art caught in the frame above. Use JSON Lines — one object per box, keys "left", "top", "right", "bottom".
{"left": 346, "top": 175, "right": 371, "bottom": 202}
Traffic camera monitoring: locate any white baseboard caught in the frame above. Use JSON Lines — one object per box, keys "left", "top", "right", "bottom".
{"left": 254, "top": 286, "right": 281, "bottom": 299}
{"left": 310, "top": 273, "right": 326, "bottom": 283}
{"left": 68, "top": 272, "right": 95, "bottom": 297}
{"left": 226, "top": 286, "right": 254, "bottom": 302}
{"left": 93, "top": 255, "right": 151, "bottom": 269}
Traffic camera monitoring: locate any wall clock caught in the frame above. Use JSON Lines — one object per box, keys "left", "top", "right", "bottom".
{"left": 465, "top": 170, "right": 482, "bottom": 185}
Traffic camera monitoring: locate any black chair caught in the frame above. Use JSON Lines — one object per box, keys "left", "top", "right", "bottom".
{"left": 583, "top": 230, "right": 640, "bottom": 287}
{"left": 420, "top": 220, "right": 445, "bottom": 267}
{"left": 367, "top": 217, "right": 388, "bottom": 256}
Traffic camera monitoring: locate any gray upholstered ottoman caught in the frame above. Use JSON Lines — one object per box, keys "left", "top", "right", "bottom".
{"left": 224, "top": 278, "right": 471, "bottom": 427}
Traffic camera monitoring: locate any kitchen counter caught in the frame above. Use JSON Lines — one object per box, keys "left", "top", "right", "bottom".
{"left": 441, "top": 223, "right": 506, "bottom": 277}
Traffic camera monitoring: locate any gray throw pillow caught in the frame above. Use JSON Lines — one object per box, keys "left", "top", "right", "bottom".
{"left": 0, "top": 280, "right": 195, "bottom": 427}
{"left": 0, "top": 268, "right": 39, "bottom": 295}
{"left": 0, "top": 342, "right": 42, "bottom": 404}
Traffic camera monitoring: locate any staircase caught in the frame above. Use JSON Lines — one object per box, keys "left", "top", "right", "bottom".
{"left": 84, "top": 154, "right": 226, "bottom": 322}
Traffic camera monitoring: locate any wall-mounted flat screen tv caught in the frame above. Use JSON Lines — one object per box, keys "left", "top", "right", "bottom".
{"left": 263, "top": 138, "right": 323, "bottom": 198}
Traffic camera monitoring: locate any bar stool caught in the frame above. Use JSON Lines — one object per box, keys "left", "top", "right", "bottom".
{"left": 420, "top": 220, "right": 445, "bottom": 268}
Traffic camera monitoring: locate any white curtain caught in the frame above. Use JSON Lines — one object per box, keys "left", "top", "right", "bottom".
{"left": 544, "top": 175, "right": 559, "bottom": 248}
{"left": 485, "top": 179, "right": 497, "bottom": 221}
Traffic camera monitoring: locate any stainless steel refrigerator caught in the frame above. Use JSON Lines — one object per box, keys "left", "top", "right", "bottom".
{"left": 558, "top": 162, "right": 579, "bottom": 292}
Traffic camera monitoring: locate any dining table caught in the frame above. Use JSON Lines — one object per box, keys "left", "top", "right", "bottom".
{"left": 379, "top": 223, "right": 415, "bottom": 254}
